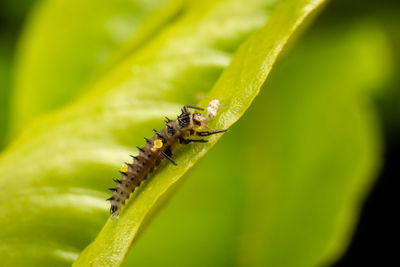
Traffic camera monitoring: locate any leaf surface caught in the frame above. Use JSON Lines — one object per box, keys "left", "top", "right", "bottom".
{"left": 9, "top": 0, "right": 178, "bottom": 136}
{"left": 0, "top": 0, "right": 325, "bottom": 266}
{"left": 121, "top": 22, "right": 391, "bottom": 267}
{"left": 74, "top": 0, "right": 326, "bottom": 265}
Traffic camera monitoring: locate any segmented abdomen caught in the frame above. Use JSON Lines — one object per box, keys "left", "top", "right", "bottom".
{"left": 108, "top": 121, "right": 179, "bottom": 220}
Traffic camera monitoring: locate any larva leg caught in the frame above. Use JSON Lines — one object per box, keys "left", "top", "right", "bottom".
{"left": 161, "top": 151, "right": 178, "bottom": 165}
{"left": 180, "top": 138, "right": 208, "bottom": 144}
{"left": 196, "top": 129, "right": 227, "bottom": 136}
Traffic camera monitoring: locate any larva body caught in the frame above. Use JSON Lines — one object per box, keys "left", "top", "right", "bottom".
{"left": 108, "top": 105, "right": 226, "bottom": 219}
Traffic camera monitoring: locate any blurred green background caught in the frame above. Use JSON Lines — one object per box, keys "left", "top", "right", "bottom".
{"left": 0, "top": 0, "right": 398, "bottom": 266}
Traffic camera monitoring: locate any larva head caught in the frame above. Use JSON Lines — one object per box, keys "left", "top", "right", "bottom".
{"left": 192, "top": 113, "right": 208, "bottom": 129}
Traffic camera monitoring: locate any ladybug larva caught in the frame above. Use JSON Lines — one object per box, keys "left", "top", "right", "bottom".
{"left": 108, "top": 104, "right": 226, "bottom": 219}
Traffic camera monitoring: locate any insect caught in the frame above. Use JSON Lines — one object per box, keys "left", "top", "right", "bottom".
{"left": 108, "top": 104, "right": 226, "bottom": 219}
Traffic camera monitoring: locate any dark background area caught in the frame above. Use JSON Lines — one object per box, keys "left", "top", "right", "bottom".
{"left": 332, "top": 117, "right": 399, "bottom": 266}
{"left": 0, "top": 0, "right": 398, "bottom": 266}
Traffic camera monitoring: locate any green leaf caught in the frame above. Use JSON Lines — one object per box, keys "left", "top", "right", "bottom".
{"left": 9, "top": 0, "right": 178, "bottom": 137}
{"left": 73, "top": 0, "right": 326, "bottom": 266}
{"left": 238, "top": 23, "right": 390, "bottom": 267}
{"left": 120, "top": 22, "right": 391, "bottom": 267}
{"left": 0, "top": 0, "right": 326, "bottom": 266}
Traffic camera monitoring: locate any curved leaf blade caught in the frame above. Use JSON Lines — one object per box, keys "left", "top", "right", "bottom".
{"left": 238, "top": 23, "right": 390, "bottom": 267}
{"left": 74, "top": 0, "right": 325, "bottom": 266}
{"left": 0, "top": 0, "right": 326, "bottom": 266}
{"left": 120, "top": 22, "right": 391, "bottom": 267}
{"left": 1, "top": 0, "right": 281, "bottom": 265}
